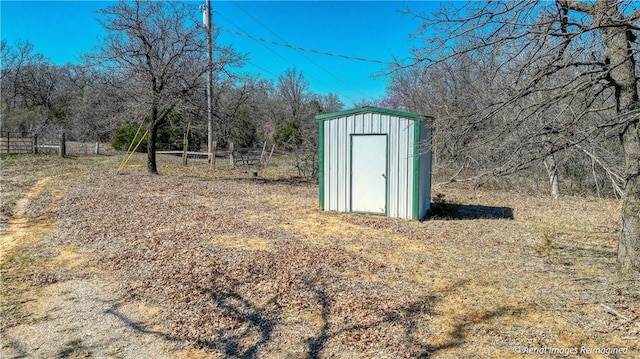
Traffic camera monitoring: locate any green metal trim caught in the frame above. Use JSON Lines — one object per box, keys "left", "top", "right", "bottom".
{"left": 349, "top": 134, "right": 388, "bottom": 215}
{"left": 316, "top": 106, "right": 427, "bottom": 121}
{"left": 412, "top": 121, "right": 421, "bottom": 220}
{"left": 318, "top": 120, "right": 325, "bottom": 211}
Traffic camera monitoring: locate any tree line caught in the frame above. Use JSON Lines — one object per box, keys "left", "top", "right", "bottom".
{"left": 383, "top": 0, "right": 640, "bottom": 283}
{"left": 0, "top": 1, "right": 343, "bottom": 176}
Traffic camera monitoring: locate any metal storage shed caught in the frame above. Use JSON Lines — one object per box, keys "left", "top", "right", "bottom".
{"left": 317, "top": 106, "right": 433, "bottom": 220}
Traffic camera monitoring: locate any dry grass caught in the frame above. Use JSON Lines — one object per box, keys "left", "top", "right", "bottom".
{"left": 1, "top": 152, "right": 639, "bottom": 358}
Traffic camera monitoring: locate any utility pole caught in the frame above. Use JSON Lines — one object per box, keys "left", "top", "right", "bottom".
{"left": 201, "top": 0, "right": 215, "bottom": 170}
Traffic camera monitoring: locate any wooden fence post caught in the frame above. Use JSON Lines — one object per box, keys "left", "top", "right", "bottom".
{"left": 59, "top": 132, "right": 66, "bottom": 158}
{"left": 259, "top": 141, "right": 267, "bottom": 166}
{"left": 94, "top": 142, "right": 100, "bottom": 155}
{"left": 182, "top": 124, "right": 190, "bottom": 167}
{"left": 211, "top": 140, "right": 217, "bottom": 170}
{"left": 33, "top": 134, "right": 38, "bottom": 154}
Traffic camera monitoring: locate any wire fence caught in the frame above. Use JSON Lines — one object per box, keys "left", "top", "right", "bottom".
{"left": 0, "top": 133, "right": 35, "bottom": 155}
{"left": 0, "top": 132, "right": 115, "bottom": 157}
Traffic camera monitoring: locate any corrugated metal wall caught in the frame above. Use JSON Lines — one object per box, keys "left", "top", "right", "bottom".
{"left": 322, "top": 112, "right": 417, "bottom": 219}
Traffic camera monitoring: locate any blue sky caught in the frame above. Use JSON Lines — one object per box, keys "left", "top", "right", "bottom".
{"left": 1, "top": 1, "right": 439, "bottom": 106}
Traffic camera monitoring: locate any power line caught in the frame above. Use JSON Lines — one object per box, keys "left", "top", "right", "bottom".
{"left": 224, "top": 1, "right": 379, "bottom": 103}
{"left": 220, "top": 28, "right": 392, "bottom": 65}
{"left": 215, "top": 9, "right": 361, "bottom": 104}
{"left": 230, "top": 1, "right": 376, "bottom": 101}
{"left": 214, "top": 12, "right": 293, "bottom": 73}
{"left": 245, "top": 60, "right": 280, "bottom": 78}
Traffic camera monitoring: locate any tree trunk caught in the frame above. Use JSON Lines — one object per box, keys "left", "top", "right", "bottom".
{"left": 147, "top": 106, "right": 159, "bottom": 175}
{"left": 595, "top": 0, "right": 640, "bottom": 282}
{"left": 544, "top": 155, "right": 560, "bottom": 199}
{"left": 618, "top": 121, "right": 640, "bottom": 282}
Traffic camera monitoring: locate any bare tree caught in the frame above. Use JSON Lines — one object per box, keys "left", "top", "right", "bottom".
{"left": 92, "top": 0, "right": 240, "bottom": 174}
{"left": 273, "top": 68, "right": 310, "bottom": 175}
{"left": 0, "top": 40, "right": 71, "bottom": 137}
{"left": 66, "top": 63, "right": 128, "bottom": 142}
{"left": 316, "top": 93, "right": 344, "bottom": 114}
{"left": 214, "top": 77, "right": 259, "bottom": 149}
{"left": 401, "top": 0, "right": 640, "bottom": 281}
{"left": 273, "top": 68, "right": 341, "bottom": 177}
{"left": 278, "top": 68, "right": 309, "bottom": 123}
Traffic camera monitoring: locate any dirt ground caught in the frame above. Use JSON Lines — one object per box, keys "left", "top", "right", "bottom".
{"left": 1, "top": 153, "right": 639, "bottom": 358}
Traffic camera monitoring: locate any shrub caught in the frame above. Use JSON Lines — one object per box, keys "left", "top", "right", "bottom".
{"left": 112, "top": 123, "right": 148, "bottom": 152}
{"left": 111, "top": 117, "right": 201, "bottom": 153}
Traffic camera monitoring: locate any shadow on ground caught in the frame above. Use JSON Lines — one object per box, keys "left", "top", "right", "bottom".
{"left": 449, "top": 204, "right": 514, "bottom": 220}
{"left": 102, "top": 275, "right": 525, "bottom": 358}
{"left": 217, "top": 176, "right": 316, "bottom": 187}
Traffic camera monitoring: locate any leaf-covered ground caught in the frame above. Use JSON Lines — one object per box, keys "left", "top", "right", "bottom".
{"left": 1, "top": 153, "right": 639, "bottom": 358}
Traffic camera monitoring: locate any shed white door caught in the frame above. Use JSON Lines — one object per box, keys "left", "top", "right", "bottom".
{"left": 351, "top": 135, "right": 387, "bottom": 214}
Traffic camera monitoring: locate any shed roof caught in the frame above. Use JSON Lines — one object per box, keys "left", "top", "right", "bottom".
{"left": 315, "top": 106, "right": 429, "bottom": 121}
